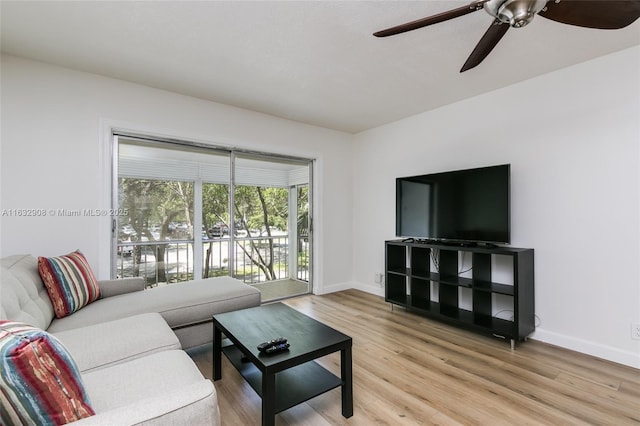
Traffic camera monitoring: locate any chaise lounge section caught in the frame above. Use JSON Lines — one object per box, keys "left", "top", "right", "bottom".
{"left": 1, "top": 254, "right": 261, "bottom": 349}
{"left": 0, "top": 253, "right": 261, "bottom": 424}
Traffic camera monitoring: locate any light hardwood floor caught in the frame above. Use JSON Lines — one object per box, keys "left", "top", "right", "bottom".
{"left": 187, "top": 289, "right": 640, "bottom": 425}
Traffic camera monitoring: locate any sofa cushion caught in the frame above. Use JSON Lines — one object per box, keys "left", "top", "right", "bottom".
{"left": 46, "top": 277, "right": 261, "bottom": 342}
{"left": 80, "top": 350, "right": 208, "bottom": 413}
{"left": 0, "top": 321, "right": 95, "bottom": 425}
{"left": 52, "top": 313, "right": 181, "bottom": 373}
{"left": 68, "top": 380, "right": 219, "bottom": 426}
{"left": 38, "top": 251, "right": 101, "bottom": 319}
{"left": 1, "top": 255, "right": 55, "bottom": 330}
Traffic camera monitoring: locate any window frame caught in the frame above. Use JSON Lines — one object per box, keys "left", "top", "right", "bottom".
{"left": 109, "top": 132, "right": 314, "bottom": 289}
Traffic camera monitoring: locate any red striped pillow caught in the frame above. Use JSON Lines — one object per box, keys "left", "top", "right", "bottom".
{"left": 38, "top": 251, "right": 101, "bottom": 318}
{"left": 0, "top": 321, "right": 95, "bottom": 425}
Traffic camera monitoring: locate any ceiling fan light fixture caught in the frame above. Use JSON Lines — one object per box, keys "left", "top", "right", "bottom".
{"left": 490, "top": 0, "right": 548, "bottom": 27}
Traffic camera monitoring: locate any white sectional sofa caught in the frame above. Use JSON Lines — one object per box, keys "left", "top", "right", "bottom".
{"left": 0, "top": 254, "right": 261, "bottom": 425}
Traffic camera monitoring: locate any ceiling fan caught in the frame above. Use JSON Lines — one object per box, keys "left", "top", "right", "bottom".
{"left": 373, "top": 0, "right": 640, "bottom": 72}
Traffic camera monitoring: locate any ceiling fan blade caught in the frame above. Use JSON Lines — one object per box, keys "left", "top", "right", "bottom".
{"left": 460, "top": 19, "right": 510, "bottom": 72}
{"left": 539, "top": 0, "right": 640, "bottom": 29}
{"left": 373, "top": 0, "right": 488, "bottom": 37}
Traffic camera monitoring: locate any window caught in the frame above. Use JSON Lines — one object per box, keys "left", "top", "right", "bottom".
{"left": 113, "top": 135, "right": 312, "bottom": 301}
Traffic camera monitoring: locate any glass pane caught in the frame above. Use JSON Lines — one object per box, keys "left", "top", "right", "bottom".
{"left": 233, "top": 184, "right": 289, "bottom": 282}
{"left": 116, "top": 137, "right": 230, "bottom": 285}
{"left": 117, "top": 178, "right": 194, "bottom": 285}
{"left": 233, "top": 153, "right": 311, "bottom": 301}
{"left": 202, "top": 182, "right": 230, "bottom": 278}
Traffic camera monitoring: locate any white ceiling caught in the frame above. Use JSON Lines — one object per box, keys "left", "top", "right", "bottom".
{"left": 2, "top": 1, "right": 639, "bottom": 133}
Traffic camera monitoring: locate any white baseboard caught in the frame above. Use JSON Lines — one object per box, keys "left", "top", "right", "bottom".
{"left": 316, "top": 282, "right": 640, "bottom": 369}
{"left": 313, "top": 280, "right": 355, "bottom": 295}
{"left": 351, "top": 282, "right": 384, "bottom": 297}
{"left": 532, "top": 328, "right": 640, "bottom": 369}
{"left": 313, "top": 281, "right": 384, "bottom": 297}
{"left": 315, "top": 281, "right": 384, "bottom": 297}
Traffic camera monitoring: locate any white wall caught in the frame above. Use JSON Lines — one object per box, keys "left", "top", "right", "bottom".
{"left": 352, "top": 46, "right": 640, "bottom": 368}
{"left": 2, "top": 48, "right": 639, "bottom": 368}
{"left": 0, "top": 54, "right": 354, "bottom": 294}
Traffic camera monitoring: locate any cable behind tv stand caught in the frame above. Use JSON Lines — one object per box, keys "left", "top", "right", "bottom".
{"left": 385, "top": 239, "right": 535, "bottom": 349}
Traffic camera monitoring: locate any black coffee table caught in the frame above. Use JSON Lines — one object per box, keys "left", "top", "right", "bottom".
{"left": 212, "top": 303, "right": 353, "bottom": 426}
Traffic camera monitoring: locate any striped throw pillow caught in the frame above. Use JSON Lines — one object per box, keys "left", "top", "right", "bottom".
{"left": 38, "top": 251, "right": 101, "bottom": 319}
{"left": 0, "top": 321, "right": 95, "bottom": 425}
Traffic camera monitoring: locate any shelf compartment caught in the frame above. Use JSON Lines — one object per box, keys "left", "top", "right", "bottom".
{"left": 472, "top": 313, "right": 514, "bottom": 338}
{"left": 437, "top": 274, "right": 473, "bottom": 288}
{"left": 386, "top": 244, "right": 407, "bottom": 274}
{"left": 409, "top": 297, "right": 438, "bottom": 313}
{"left": 222, "top": 344, "right": 342, "bottom": 414}
{"left": 387, "top": 294, "right": 409, "bottom": 306}
{"left": 386, "top": 273, "right": 407, "bottom": 306}
{"left": 410, "top": 277, "right": 430, "bottom": 301}
{"left": 413, "top": 273, "right": 513, "bottom": 295}
{"left": 410, "top": 271, "right": 437, "bottom": 280}
{"left": 397, "top": 300, "right": 516, "bottom": 339}
{"left": 387, "top": 267, "right": 408, "bottom": 276}
{"left": 473, "top": 281, "right": 514, "bottom": 295}
{"left": 410, "top": 246, "right": 431, "bottom": 276}
{"left": 410, "top": 271, "right": 474, "bottom": 288}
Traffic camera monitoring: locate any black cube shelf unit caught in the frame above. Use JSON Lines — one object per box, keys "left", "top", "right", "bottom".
{"left": 385, "top": 240, "right": 534, "bottom": 349}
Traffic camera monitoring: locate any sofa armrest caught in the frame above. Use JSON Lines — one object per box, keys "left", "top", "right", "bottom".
{"left": 98, "top": 277, "right": 146, "bottom": 298}
{"left": 69, "top": 380, "right": 220, "bottom": 425}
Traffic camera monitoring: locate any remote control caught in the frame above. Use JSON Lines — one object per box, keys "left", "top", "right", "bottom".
{"left": 264, "top": 342, "right": 290, "bottom": 354}
{"left": 257, "top": 337, "right": 287, "bottom": 352}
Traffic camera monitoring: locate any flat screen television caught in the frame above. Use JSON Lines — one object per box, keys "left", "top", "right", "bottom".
{"left": 396, "top": 164, "right": 510, "bottom": 244}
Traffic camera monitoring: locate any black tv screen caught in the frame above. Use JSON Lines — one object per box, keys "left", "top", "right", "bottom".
{"left": 396, "top": 164, "right": 510, "bottom": 244}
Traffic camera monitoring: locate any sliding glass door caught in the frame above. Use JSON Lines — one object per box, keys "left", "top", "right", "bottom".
{"left": 112, "top": 135, "right": 312, "bottom": 301}
{"left": 232, "top": 153, "right": 311, "bottom": 299}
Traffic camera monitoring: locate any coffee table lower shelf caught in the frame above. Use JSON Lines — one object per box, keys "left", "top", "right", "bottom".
{"left": 222, "top": 344, "right": 343, "bottom": 414}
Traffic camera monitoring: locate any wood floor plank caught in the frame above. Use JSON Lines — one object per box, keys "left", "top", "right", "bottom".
{"left": 188, "top": 290, "right": 640, "bottom": 425}
{"left": 619, "top": 379, "right": 640, "bottom": 399}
